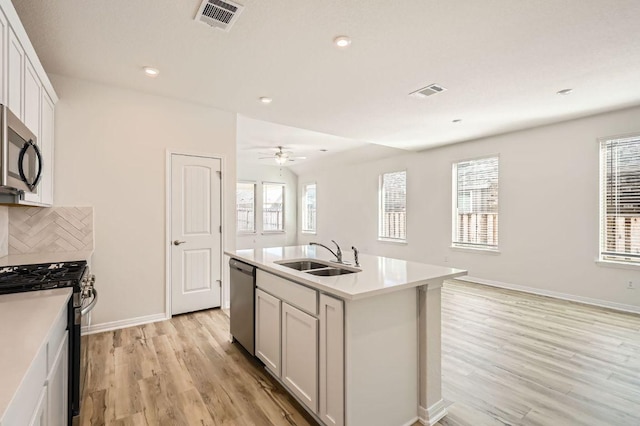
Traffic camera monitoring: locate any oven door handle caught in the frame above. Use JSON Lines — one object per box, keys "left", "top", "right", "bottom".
{"left": 81, "top": 288, "right": 98, "bottom": 316}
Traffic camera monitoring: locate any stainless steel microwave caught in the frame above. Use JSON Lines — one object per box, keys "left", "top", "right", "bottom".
{"left": 0, "top": 104, "right": 42, "bottom": 198}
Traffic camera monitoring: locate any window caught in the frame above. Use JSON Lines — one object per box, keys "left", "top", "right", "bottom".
{"left": 263, "top": 183, "right": 285, "bottom": 232}
{"left": 302, "top": 183, "right": 317, "bottom": 233}
{"left": 453, "top": 157, "right": 499, "bottom": 250}
{"left": 236, "top": 182, "right": 255, "bottom": 233}
{"left": 600, "top": 135, "right": 640, "bottom": 264}
{"left": 379, "top": 171, "right": 406, "bottom": 241}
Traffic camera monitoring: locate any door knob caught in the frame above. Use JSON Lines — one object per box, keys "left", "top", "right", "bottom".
{"left": 173, "top": 240, "right": 186, "bottom": 246}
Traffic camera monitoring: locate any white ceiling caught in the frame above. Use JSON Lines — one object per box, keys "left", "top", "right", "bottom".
{"left": 13, "top": 0, "right": 640, "bottom": 151}
{"left": 236, "top": 115, "right": 373, "bottom": 166}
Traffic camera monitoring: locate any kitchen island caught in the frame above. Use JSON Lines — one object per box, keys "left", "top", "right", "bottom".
{"left": 226, "top": 245, "right": 466, "bottom": 426}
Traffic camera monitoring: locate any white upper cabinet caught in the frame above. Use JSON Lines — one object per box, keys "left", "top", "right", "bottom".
{"left": 0, "top": 0, "right": 57, "bottom": 207}
{"left": 21, "top": 58, "right": 41, "bottom": 204}
{"left": 24, "top": 58, "right": 40, "bottom": 135}
{"left": 7, "top": 27, "right": 23, "bottom": 119}
{"left": 39, "top": 92, "right": 54, "bottom": 206}
{"left": 0, "top": 10, "right": 7, "bottom": 105}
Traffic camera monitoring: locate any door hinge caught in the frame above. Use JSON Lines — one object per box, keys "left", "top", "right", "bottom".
{"left": 216, "top": 170, "right": 222, "bottom": 178}
{"left": 219, "top": 225, "right": 222, "bottom": 233}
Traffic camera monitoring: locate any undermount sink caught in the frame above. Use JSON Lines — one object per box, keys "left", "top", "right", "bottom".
{"left": 277, "top": 260, "right": 328, "bottom": 271}
{"left": 276, "top": 258, "right": 360, "bottom": 276}
{"left": 305, "top": 267, "right": 357, "bottom": 276}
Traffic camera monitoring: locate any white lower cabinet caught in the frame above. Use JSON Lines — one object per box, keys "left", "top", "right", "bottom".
{"left": 47, "top": 332, "right": 69, "bottom": 426}
{"left": 255, "top": 271, "right": 344, "bottom": 426}
{"left": 1, "top": 305, "right": 69, "bottom": 426}
{"left": 281, "top": 302, "right": 318, "bottom": 413}
{"left": 255, "top": 288, "right": 282, "bottom": 376}
{"left": 28, "top": 386, "right": 47, "bottom": 426}
{"left": 319, "top": 294, "right": 344, "bottom": 426}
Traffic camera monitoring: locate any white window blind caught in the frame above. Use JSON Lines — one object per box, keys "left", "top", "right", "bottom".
{"left": 236, "top": 182, "right": 255, "bottom": 233}
{"left": 263, "top": 183, "right": 285, "bottom": 232}
{"left": 302, "top": 183, "right": 317, "bottom": 233}
{"left": 453, "top": 157, "right": 499, "bottom": 249}
{"left": 379, "top": 171, "right": 406, "bottom": 241}
{"left": 600, "top": 135, "right": 640, "bottom": 264}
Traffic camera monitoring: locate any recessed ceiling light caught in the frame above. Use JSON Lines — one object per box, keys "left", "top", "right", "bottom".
{"left": 259, "top": 97, "right": 272, "bottom": 104}
{"left": 557, "top": 88, "right": 573, "bottom": 95}
{"left": 143, "top": 67, "right": 159, "bottom": 77}
{"left": 452, "top": 119, "right": 462, "bottom": 123}
{"left": 333, "top": 36, "right": 352, "bottom": 48}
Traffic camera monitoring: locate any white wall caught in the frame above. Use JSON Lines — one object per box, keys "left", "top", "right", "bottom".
{"left": 297, "top": 106, "right": 640, "bottom": 311}
{"left": 51, "top": 74, "right": 237, "bottom": 325}
{"left": 236, "top": 163, "right": 297, "bottom": 250}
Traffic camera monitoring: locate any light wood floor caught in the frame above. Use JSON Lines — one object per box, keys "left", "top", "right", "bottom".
{"left": 80, "top": 281, "right": 640, "bottom": 426}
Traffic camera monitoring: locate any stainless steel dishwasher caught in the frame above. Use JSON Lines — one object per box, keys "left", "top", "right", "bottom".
{"left": 229, "top": 258, "right": 256, "bottom": 355}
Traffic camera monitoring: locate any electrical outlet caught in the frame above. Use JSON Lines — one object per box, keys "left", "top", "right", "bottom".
{"left": 627, "top": 281, "right": 636, "bottom": 290}
{"left": 444, "top": 256, "right": 449, "bottom": 263}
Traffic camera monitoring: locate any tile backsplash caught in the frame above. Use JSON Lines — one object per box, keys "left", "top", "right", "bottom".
{"left": 9, "top": 206, "right": 93, "bottom": 254}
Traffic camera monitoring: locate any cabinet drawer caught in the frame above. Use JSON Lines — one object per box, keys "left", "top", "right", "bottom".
{"left": 257, "top": 270, "right": 317, "bottom": 315}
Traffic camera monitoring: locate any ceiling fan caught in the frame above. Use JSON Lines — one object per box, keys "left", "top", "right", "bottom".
{"left": 259, "top": 146, "right": 307, "bottom": 165}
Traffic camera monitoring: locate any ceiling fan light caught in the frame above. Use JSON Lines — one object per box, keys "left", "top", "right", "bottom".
{"left": 275, "top": 156, "right": 287, "bottom": 165}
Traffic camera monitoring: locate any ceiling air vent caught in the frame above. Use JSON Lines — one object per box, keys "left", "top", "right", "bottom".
{"left": 410, "top": 83, "right": 447, "bottom": 98}
{"left": 195, "top": 0, "right": 244, "bottom": 31}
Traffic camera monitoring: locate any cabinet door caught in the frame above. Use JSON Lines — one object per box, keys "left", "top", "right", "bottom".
{"left": 319, "top": 294, "right": 344, "bottom": 426}
{"left": 28, "top": 385, "right": 47, "bottom": 426}
{"left": 0, "top": 10, "right": 8, "bottom": 105}
{"left": 21, "top": 58, "right": 42, "bottom": 204}
{"left": 255, "top": 288, "right": 281, "bottom": 376}
{"left": 46, "top": 332, "right": 68, "bottom": 426}
{"left": 282, "top": 302, "right": 318, "bottom": 413}
{"left": 7, "top": 27, "right": 23, "bottom": 119}
{"left": 39, "top": 92, "right": 55, "bottom": 206}
{"left": 24, "top": 59, "right": 41, "bottom": 135}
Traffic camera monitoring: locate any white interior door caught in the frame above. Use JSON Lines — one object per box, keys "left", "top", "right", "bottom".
{"left": 171, "top": 154, "right": 222, "bottom": 315}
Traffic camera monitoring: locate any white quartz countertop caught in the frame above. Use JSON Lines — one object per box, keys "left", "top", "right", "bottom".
{"left": 0, "top": 288, "right": 72, "bottom": 420}
{"left": 226, "top": 246, "right": 467, "bottom": 300}
{"left": 0, "top": 250, "right": 93, "bottom": 267}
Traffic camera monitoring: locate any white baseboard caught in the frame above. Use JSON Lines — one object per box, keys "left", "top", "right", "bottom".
{"left": 81, "top": 312, "right": 167, "bottom": 335}
{"left": 401, "top": 417, "right": 420, "bottom": 426}
{"left": 455, "top": 276, "right": 640, "bottom": 315}
{"left": 418, "top": 399, "right": 448, "bottom": 425}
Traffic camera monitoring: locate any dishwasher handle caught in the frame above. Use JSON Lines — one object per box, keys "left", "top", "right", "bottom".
{"left": 229, "top": 259, "right": 255, "bottom": 276}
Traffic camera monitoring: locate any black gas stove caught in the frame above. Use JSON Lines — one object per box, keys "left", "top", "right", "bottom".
{"left": 0, "top": 260, "right": 96, "bottom": 425}
{"left": 0, "top": 261, "right": 88, "bottom": 294}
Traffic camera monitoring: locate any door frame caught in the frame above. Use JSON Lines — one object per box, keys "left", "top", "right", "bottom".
{"left": 165, "top": 149, "right": 226, "bottom": 319}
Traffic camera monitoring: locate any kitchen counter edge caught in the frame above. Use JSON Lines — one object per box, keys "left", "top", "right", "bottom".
{"left": 225, "top": 248, "right": 467, "bottom": 301}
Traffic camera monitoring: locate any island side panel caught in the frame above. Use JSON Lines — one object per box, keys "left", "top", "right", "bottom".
{"left": 344, "top": 287, "right": 418, "bottom": 426}
{"left": 418, "top": 280, "right": 446, "bottom": 425}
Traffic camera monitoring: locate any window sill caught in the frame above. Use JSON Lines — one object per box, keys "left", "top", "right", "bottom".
{"left": 301, "top": 231, "right": 317, "bottom": 235}
{"left": 449, "top": 245, "right": 501, "bottom": 255}
{"left": 261, "top": 231, "right": 285, "bottom": 235}
{"left": 595, "top": 259, "right": 640, "bottom": 271}
{"left": 378, "top": 238, "right": 408, "bottom": 245}
{"left": 237, "top": 231, "right": 256, "bottom": 235}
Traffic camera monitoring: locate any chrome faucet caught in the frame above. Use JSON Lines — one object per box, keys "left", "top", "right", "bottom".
{"left": 352, "top": 246, "right": 360, "bottom": 267}
{"left": 310, "top": 240, "right": 343, "bottom": 263}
